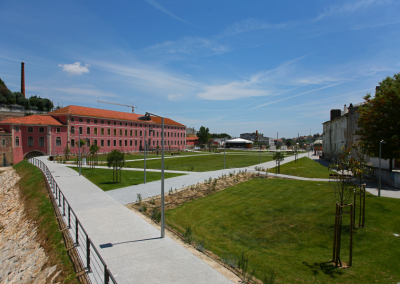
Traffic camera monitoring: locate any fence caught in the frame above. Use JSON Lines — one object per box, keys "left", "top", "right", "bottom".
{"left": 29, "top": 157, "right": 118, "bottom": 284}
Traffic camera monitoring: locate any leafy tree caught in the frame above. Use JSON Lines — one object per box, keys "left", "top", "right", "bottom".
{"left": 89, "top": 144, "right": 101, "bottom": 169}
{"left": 0, "top": 94, "right": 6, "bottom": 104}
{"left": 285, "top": 139, "right": 294, "bottom": 147}
{"left": 356, "top": 73, "right": 400, "bottom": 172}
{"left": 107, "top": 150, "right": 125, "bottom": 183}
{"left": 64, "top": 145, "right": 70, "bottom": 162}
{"left": 210, "top": 133, "right": 231, "bottom": 139}
{"left": 273, "top": 152, "right": 285, "bottom": 174}
{"left": 197, "top": 126, "right": 210, "bottom": 146}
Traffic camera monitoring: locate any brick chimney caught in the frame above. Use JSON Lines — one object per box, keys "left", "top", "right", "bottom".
{"left": 21, "top": 62, "right": 25, "bottom": 97}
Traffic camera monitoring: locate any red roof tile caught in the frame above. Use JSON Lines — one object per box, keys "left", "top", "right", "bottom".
{"left": 0, "top": 115, "right": 63, "bottom": 126}
{"left": 46, "top": 105, "right": 185, "bottom": 126}
{"left": 186, "top": 137, "right": 199, "bottom": 141}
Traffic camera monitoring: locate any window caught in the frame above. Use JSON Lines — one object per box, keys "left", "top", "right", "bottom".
{"left": 87, "top": 127, "right": 90, "bottom": 135}
{"left": 119, "top": 129, "right": 122, "bottom": 136}
{"left": 114, "top": 121, "right": 117, "bottom": 125}
{"left": 79, "top": 127, "right": 83, "bottom": 134}
{"left": 86, "top": 139, "right": 90, "bottom": 147}
{"left": 135, "top": 130, "right": 137, "bottom": 137}
{"left": 130, "top": 123, "right": 133, "bottom": 126}
{"left": 56, "top": 127, "right": 61, "bottom": 133}
{"left": 130, "top": 130, "right": 132, "bottom": 136}
{"left": 71, "top": 117, "right": 75, "bottom": 122}
{"left": 125, "top": 123, "right": 127, "bottom": 126}
{"left": 39, "top": 137, "right": 45, "bottom": 147}
{"left": 168, "top": 132, "right": 170, "bottom": 137}
{"left": 101, "top": 128, "right": 104, "bottom": 135}
{"left": 140, "top": 124, "right": 142, "bottom": 127}
{"left": 119, "top": 140, "right": 122, "bottom": 146}
{"left": 71, "top": 139, "right": 75, "bottom": 147}
{"left": 94, "top": 119, "right": 98, "bottom": 124}
{"left": 56, "top": 137, "right": 61, "bottom": 147}
{"left": 157, "top": 140, "right": 159, "bottom": 146}
{"left": 140, "top": 130, "right": 142, "bottom": 136}
{"left": 107, "top": 140, "right": 110, "bottom": 147}
{"left": 1, "top": 139, "right": 5, "bottom": 146}
{"left": 125, "top": 129, "right": 127, "bottom": 136}
{"left": 130, "top": 140, "right": 132, "bottom": 146}
{"left": 120, "top": 122, "right": 122, "bottom": 126}
{"left": 28, "top": 137, "right": 34, "bottom": 147}
{"left": 125, "top": 140, "right": 127, "bottom": 146}
{"left": 157, "top": 132, "right": 159, "bottom": 137}
{"left": 79, "top": 118, "right": 83, "bottom": 122}
{"left": 94, "top": 139, "right": 98, "bottom": 146}
{"left": 71, "top": 126, "right": 75, "bottom": 134}
{"left": 94, "top": 128, "right": 98, "bottom": 135}
{"left": 108, "top": 121, "right": 111, "bottom": 125}
{"left": 135, "top": 140, "right": 137, "bottom": 146}
{"left": 114, "top": 129, "right": 117, "bottom": 136}
{"left": 101, "top": 140, "right": 104, "bottom": 147}
{"left": 15, "top": 137, "right": 19, "bottom": 147}
{"left": 15, "top": 126, "right": 19, "bottom": 132}
{"left": 108, "top": 129, "right": 111, "bottom": 135}
{"left": 135, "top": 123, "right": 137, "bottom": 127}
{"left": 28, "top": 127, "right": 33, "bottom": 133}
{"left": 87, "top": 119, "right": 90, "bottom": 123}
{"left": 114, "top": 140, "right": 116, "bottom": 146}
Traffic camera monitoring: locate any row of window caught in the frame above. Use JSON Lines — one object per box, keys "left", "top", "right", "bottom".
{"left": 70, "top": 139, "right": 185, "bottom": 148}
{"left": 71, "top": 127, "right": 185, "bottom": 138}
{"left": 15, "top": 136, "right": 62, "bottom": 147}
{"left": 70, "top": 117, "right": 184, "bottom": 130}
{"left": 22, "top": 127, "right": 62, "bottom": 133}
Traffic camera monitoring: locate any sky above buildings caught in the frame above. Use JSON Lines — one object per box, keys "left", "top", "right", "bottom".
{"left": 1, "top": 0, "right": 400, "bottom": 138}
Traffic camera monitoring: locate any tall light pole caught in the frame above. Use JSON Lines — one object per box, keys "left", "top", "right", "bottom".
{"left": 379, "top": 140, "right": 386, "bottom": 197}
{"left": 224, "top": 143, "right": 226, "bottom": 169}
{"left": 144, "top": 125, "right": 155, "bottom": 184}
{"left": 139, "top": 112, "right": 165, "bottom": 238}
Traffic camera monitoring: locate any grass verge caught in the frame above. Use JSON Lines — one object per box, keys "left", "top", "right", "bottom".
{"left": 69, "top": 167, "right": 184, "bottom": 191}
{"left": 166, "top": 178, "right": 400, "bottom": 283}
{"left": 267, "top": 157, "right": 333, "bottom": 178}
{"left": 14, "top": 160, "right": 79, "bottom": 283}
{"left": 124, "top": 153, "right": 278, "bottom": 172}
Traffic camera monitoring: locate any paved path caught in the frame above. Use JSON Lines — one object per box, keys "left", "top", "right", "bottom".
{"left": 35, "top": 156, "right": 233, "bottom": 284}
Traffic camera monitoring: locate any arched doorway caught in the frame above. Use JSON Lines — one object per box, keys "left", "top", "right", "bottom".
{"left": 24, "top": 150, "right": 46, "bottom": 160}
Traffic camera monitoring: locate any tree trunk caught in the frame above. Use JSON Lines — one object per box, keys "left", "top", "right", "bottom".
{"left": 389, "top": 157, "right": 393, "bottom": 172}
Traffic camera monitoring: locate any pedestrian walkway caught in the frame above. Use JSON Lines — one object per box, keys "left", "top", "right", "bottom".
{"left": 35, "top": 156, "right": 233, "bottom": 284}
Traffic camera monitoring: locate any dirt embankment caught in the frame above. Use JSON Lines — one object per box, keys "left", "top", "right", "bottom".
{"left": 0, "top": 168, "right": 61, "bottom": 283}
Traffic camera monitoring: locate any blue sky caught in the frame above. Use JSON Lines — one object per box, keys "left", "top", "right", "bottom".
{"left": 1, "top": 0, "right": 400, "bottom": 138}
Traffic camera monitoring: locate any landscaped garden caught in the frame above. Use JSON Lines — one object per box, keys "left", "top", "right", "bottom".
{"left": 165, "top": 178, "right": 400, "bottom": 283}
{"left": 124, "top": 152, "right": 284, "bottom": 172}
{"left": 69, "top": 167, "right": 184, "bottom": 191}
{"left": 266, "top": 157, "right": 333, "bottom": 178}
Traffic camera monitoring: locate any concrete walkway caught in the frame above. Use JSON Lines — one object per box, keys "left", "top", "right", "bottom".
{"left": 35, "top": 156, "right": 233, "bottom": 284}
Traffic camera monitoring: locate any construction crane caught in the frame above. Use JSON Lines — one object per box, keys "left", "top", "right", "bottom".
{"left": 97, "top": 101, "right": 137, "bottom": 113}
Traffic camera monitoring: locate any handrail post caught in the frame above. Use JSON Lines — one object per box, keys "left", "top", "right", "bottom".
{"left": 63, "top": 194, "right": 66, "bottom": 216}
{"left": 86, "top": 236, "right": 91, "bottom": 272}
{"left": 104, "top": 265, "right": 110, "bottom": 284}
{"left": 58, "top": 186, "right": 61, "bottom": 207}
{"left": 68, "top": 206, "right": 71, "bottom": 228}
{"left": 75, "top": 219, "right": 79, "bottom": 246}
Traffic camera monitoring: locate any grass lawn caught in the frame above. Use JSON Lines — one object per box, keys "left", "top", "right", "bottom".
{"left": 267, "top": 157, "right": 333, "bottom": 178}
{"left": 124, "top": 153, "right": 280, "bottom": 172}
{"left": 69, "top": 167, "right": 184, "bottom": 191}
{"left": 166, "top": 178, "right": 400, "bottom": 283}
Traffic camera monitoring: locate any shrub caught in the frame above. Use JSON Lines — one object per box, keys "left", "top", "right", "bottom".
{"left": 149, "top": 198, "right": 156, "bottom": 205}
{"left": 222, "top": 252, "right": 237, "bottom": 268}
{"left": 183, "top": 227, "right": 193, "bottom": 244}
{"left": 196, "top": 238, "right": 207, "bottom": 252}
{"left": 136, "top": 193, "right": 142, "bottom": 204}
{"left": 151, "top": 208, "right": 161, "bottom": 222}
{"left": 262, "top": 269, "right": 277, "bottom": 284}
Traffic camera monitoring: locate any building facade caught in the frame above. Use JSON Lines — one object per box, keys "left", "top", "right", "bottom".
{"left": 240, "top": 132, "right": 274, "bottom": 146}
{"left": 0, "top": 105, "right": 186, "bottom": 164}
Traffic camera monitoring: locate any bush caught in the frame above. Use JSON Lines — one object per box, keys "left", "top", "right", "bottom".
{"left": 151, "top": 208, "right": 161, "bottom": 222}
{"left": 183, "top": 227, "right": 193, "bottom": 244}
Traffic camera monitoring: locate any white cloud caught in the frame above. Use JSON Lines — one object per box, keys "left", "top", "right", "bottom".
{"left": 197, "top": 82, "right": 269, "bottom": 101}
{"left": 58, "top": 62, "right": 90, "bottom": 75}
{"left": 54, "top": 87, "right": 118, "bottom": 98}
{"left": 223, "top": 18, "right": 290, "bottom": 36}
{"left": 168, "top": 94, "right": 183, "bottom": 101}
{"left": 145, "top": 0, "right": 196, "bottom": 27}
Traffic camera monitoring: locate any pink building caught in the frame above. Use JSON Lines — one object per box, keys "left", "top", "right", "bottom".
{"left": 0, "top": 105, "right": 186, "bottom": 164}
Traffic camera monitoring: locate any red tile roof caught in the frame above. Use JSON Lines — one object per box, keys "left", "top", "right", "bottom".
{"left": 186, "top": 137, "right": 199, "bottom": 141}
{"left": 46, "top": 105, "right": 185, "bottom": 126}
{"left": 0, "top": 115, "right": 63, "bottom": 126}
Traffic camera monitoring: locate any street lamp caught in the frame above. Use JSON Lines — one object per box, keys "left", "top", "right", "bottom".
{"left": 224, "top": 142, "right": 226, "bottom": 169}
{"left": 296, "top": 143, "right": 299, "bottom": 163}
{"left": 144, "top": 124, "right": 155, "bottom": 184}
{"left": 139, "top": 112, "right": 165, "bottom": 238}
{"left": 379, "top": 140, "right": 386, "bottom": 197}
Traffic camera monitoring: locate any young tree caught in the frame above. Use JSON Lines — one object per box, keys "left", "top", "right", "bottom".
{"left": 197, "top": 126, "right": 210, "bottom": 146}
{"left": 107, "top": 150, "right": 125, "bottom": 183}
{"left": 89, "top": 144, "right": 101, "bottom": 169}
{"left": 64, "top": 145, "right": 70, "bottom": 162}
{"left": 273, "top": 152, "right": 285, "bottom": 174}
{"left": 356, "top": 73, "right": 400, "bottom": 172}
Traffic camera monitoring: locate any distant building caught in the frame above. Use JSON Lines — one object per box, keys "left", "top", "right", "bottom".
{"left": 240, "top": 132, "right": 274, "bottom": 146}
{"left": 186, "top": 127, "right": 197, "bottom": 137}
{"left": 225, "top": 138, "right": 253, "bottom": 149}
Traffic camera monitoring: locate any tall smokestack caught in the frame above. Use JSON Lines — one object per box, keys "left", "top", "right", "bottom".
{"left": 21, "top": 62, "right": 25, "bottom": 97}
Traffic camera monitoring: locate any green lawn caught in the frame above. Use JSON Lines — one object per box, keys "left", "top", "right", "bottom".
{"left": 124, "top": 152, "right": 279, "bottom": 172}
{"left": 267, "top": 157, "right": 333, "bottom": 178}
{"left": 166, "top": 178, "right": 400, "bottom": 283}
{"left": 69, "top": 167, "right": 184, "bottom": 191}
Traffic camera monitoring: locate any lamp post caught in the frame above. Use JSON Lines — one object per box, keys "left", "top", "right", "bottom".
{"left": 144, "top": 125, "right": 155, "bottom": 184}
{"left": 296, "top": 143, "right": 299, "bottom": 163}
{"left": 224, "top": 143, "right": 226, "bottom": 169}
{"left": 139, "top": 112, "right": 165, "bottom": 238}
{"left": 379, "top": 140, "right": 386, "bottom": 197}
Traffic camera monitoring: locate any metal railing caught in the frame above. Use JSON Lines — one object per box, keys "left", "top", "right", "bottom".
{"left": 29, "top": 157, "right": 118, "bottom": 284}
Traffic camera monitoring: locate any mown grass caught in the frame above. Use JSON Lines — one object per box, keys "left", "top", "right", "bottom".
{"left": 166, "top": 178, "right": 400, "bottom": 283}
{"left": 124, "top": 153, "right": 280, "bottom": 172}
{"left": 69, "top": 167, "right": 184, "bottom": 191}
{"left": 14, "top": 160, "right": 78, "bottom": 283}
{"left": 267, "top": 157, "right": 333, "bottom": 178}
